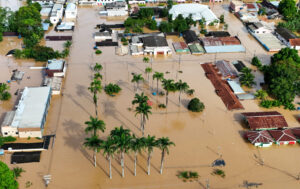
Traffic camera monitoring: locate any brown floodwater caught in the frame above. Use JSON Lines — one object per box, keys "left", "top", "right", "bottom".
{"left": 1, "top": 3, "right": 300, "bottom": 189}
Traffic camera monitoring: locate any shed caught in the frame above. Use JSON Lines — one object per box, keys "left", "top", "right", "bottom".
{"left": 182, "top": 30, "right": 198, "bottom": 44}
{"left": 245, "top": 130, "right": 273, "bottom": 147}
{"left": 188, "top": 43, "right": 205, "bottom": 54}
{"left": 241, "top": 111, "right": 288, "bottom": 130}
{"left": 215, "top": 60, "right": 238, "bottom": 78}
{"left": 227, "top": 80, "right": 245, "bottom": 94}
{"left": 172, "top": 42, "right": 190, "bottom": 53}
{"left": 268, "top": 129, "right": 297, "bottom": 145}
{"left": 45, "top": 59, "right": 66, "bottom": 77}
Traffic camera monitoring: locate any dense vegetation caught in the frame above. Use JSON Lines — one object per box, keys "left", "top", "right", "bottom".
{"left": 0, "top": 161, "right": 18, "bottom": 189}
{"left": 0, "top": 83, "right": 11, "bottom": 101}
{"left": 278, "top": 0, "right": 300, "bottom": 32}
{"left": 104, "top": 83, "right": 122, "bottom": 96}
{"left": 262, "top": 48, "right": 300, "bottom": 109}
{"left": 239, "top": 67, "right": 255, "bottom": 88}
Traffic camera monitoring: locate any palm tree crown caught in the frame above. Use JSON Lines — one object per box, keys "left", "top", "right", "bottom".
{"left": 84, "top": 116, "right": 106, "bottom": 136}
{"left": 132, "top": 93, "right": 149, "bottom": 106}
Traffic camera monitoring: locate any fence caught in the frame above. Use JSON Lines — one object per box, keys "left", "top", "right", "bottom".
{"left": 11, "top": 152, "right": 41, "bottom": 164}
{"left": 95, "top": 41, "right": 118, "bottom": 46}
{"left": 45, "top": 36, "right": 72, "bottom": 41}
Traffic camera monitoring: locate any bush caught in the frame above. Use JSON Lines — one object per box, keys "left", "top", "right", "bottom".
{"left": 95, "top": 50, "right": 102, "bottom": 55}
{"left": 158, "top": 104, "right": 166, "bottom": 108}
{"left": 251, "top": 56, "right": 262, "bottom": 69}
{"left": 104, "top": 83, "right": 121, "bottom": 96}
{"left": 0, "top": 161, "right": 18, "bottom": 189}
{"left": 219, "top": 14, "right": 224, "bottom": 23}
{"left": 186, "top": 89, "right": 195, "bottom": 96}
{"left": 260, "top": 100, "right": 282, "bottom": 108}
{"left": 2, "top": 136, "right": 16, "bottom": 143}
{"left": 13, "top": 167, "right": 25, "bottom": 179}
{"left": 64, "top": 41, "right": 72, "bottom": 48}
{"left": 177, "top": 171, "right": 199, "bottom": 182}
{"left": 188, "top": 98, "right": 205, "bottom": 112}
{"left": 212, "top": 169, "right": 225, "bottom": 178}
{"left": 121, "top": 37, "right": 127, "bottom": 42}
{"left": 123, "top": 42, "right": 128, "bottom": 46}
{"left": 0, "top": 91, "right": 11, "bottom": 101}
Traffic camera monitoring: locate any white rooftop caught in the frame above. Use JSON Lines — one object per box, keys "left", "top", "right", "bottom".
{"left": 227, "top": 80, "right": 245, "bottom": 94}
{"left": 47, "top": 59, "right": 64, "bottom": 70}
{"left": 66, "top": 3, "right": 76, "bottom": 11}
{"left": 169, "top": 4, "right": 218, "bottom": 24}
{"left": 11, "top": 87, "right": 51, "bottom": 128}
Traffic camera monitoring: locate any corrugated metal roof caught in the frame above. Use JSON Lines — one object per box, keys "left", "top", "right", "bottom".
{"left": 227, "top": 80, "right": 245, "bottom": 94}
{"left": 11, "top": 87, "right": 51, "bottom": 128}
{"left": 269, "top": 129, "right": 297, "bottom": 142}
{"left": 47, "top": 59, "right": 64, "bottom": 70}
{"left": 246, "top": 130, "right": 273, "bottom": 144}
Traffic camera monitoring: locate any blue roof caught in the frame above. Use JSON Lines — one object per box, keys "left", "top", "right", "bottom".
{"left": 42, "top": 23, "right": 50, "bottom": 31}
{"left": 204, "top": 45, "right": 245, "bottom": 53}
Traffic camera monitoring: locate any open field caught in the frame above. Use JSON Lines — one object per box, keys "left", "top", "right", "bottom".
{"left": 0, "top": 3, "right": 300, "bottom": 189}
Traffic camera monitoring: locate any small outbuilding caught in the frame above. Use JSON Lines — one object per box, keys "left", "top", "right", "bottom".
{"left": 245, "top": 130, "right": 273, "bottom": 147}
{"left": 188, "top": 43, "right": 205, "bottom": 54}
{"left": 182, "top": 30, "right": 198, "bottom": 44}
{"left": 227, "top": 80, "right": 245, "bottom": 94}
{"left": 268, "top": 129, "right": 297, "bottom": 145}
{"left": 173, "top": 42, "right": 190, "bottom": 53}
{"left": 45, "top": 59, "right": 66, "bottom": 77}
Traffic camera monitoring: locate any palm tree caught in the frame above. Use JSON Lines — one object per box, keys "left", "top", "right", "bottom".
{"left": 94, "top": 62, "right": 103, "bottom": 73}
{"left": 132, "top": 93, "right": 149, "bottom": 106}
{"left": 239, "top": 67, "right": 255, "bottom": 88}
{"left": 101, "top": 136, "right": 116, "bottom": 179}
{"left": 156, "top": 137, "right": 175, "bottom": 174}
{"left": 135, "top": 102, "right": 152, "bottom": 136}
{"left": 143, "top": 57, "right": 149, "bottom": 64}
{"left": 175, "top": 80, "right": 189, "bottom": 106}
{"left": 144, "top": 135, "right": 157, "bottom": 175}
{"left": 152, "top": 72, "right": 164, "bottom": 94}
{"left": 131, "top": 74, "right": 144, "bottom": 91}
{"left": 130, "top": 135, "right": 145, "bottom": 176}
{"left": 162, "top": 79, "right": 177, "bottom": 107}
{"left": 83, "top": 135, "right": 102, "bottom": 167}
{"left": 110, "top": 126, "right": 132, "bottom": 178}
{"left": 145, "top": 67, "right": 152, "bottom": 82}
{"left": 84, "top": 116, "right": 106, "bottom": 136}
{"left": 94, "top": 72, "right": 103, "bottom": 81}
{"left": 88, "top": 79, "right": 102, "bottom": 117}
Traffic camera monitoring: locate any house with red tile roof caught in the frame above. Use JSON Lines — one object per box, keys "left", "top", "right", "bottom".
{"left": 245, "top": 130, "right": 273, "bottom": 147}
{"left": 268, "top": 129, "right": 297, "bottom": 145}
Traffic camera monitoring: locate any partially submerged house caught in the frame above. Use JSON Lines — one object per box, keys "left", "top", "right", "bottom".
{"left": 65, "top": 3, "right": 77, "bottom": 19}
{"left": 215, "top": 60, "right": 238, "bottom": 78}
{"left": 173, "top": 42, "right": 190, "bottom": 53}
{"left": 275, "top": 28, "right": 300, "bottom": 50}
{"left": 247, "top": 22, "right": 272, "bottom": 34}
{"left": 104, "top": 2, "right": 128, "bottom": 16}
{"left": 182, "top": 30, "right": 198, "bottom": 45}
{"left": 143, "top": 35, "right": 172, "bottom": 55}
{"left": 227, "top": 80, "right": 245, "bottom": 95}
{"left": 250, "top": 32, "right": 286, "bottom": 52}
{"left": 200, "top": 37, "right": 245, "bottom": 53}
{"left": 188, "top": 43, "right": 205, "bottom": 54}
{"left": 241, "top": 111, "right": 288, "bottom": 130}
{"left": 1, "top": 87, "right": 52, "bottom": 138}
{"left": 169, "top": 4, "right": 219, "bottom": 25}
{"left": 268, "top": 129, "right": 297, "bottom": 145}
{"left": 245, "top": 130, "right": 273, "bottom": 147}
{"left": 45, "top": 59, "right": 67, "bottom": 77}
{"left": 50, "top": 3, "right": 64, "bottom": 24}
{"left": 94, "top": 31, "right": 112, "bottom": 41}
{"left": 43, "top": 77, "right": 63, "bottom": 95}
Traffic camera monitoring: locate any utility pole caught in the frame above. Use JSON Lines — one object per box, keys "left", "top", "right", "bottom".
{"left": 206, "top": 179, "right": 210, "bottom": 189}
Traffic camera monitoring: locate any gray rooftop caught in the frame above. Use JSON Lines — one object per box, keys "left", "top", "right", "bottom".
{"left": 47, "top": 59, "right": 64, "bottom": 70}
{"left": 142, "top": 36, "right": 168, "bottom": 47}
{"left": 11, "top": 87, "right": 51, "bottom": 128}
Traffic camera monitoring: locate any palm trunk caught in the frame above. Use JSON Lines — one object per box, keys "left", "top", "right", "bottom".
{"left": 140, "top": 115, "right": 143, "bottom": 132}
{"left": 142, "top": 114, "right": 145, "bottom": 136}
{"left": 179, "top": 90, "right": 182, "bottom": 107}
{"left": 137, "top": 82, "right": 139, "bottom": 91}
{"left": 156, "top": 80, "right": 159, "bottom": 94}
{"left": 134, "top": 151, "right": 137, "bottom": 176}
{"left": 121, "top": 151, "right": 125, "bottom": 178}
{"left": 147, "top": 152, "right": 152, "bottom": 175}
{"left": 160, "top": 150, "right": 165, "bottom": 174}
{"left": 109, "top": 156, "right": 112, "bottom": 179}
{"left": 94, "top": 92, "right": 98, "bottom": 117}
{"left": 94, "top": 149, "right": 97, "bottom": 167}
{"left": 166, "top": 91, "right": 169, "bottom": 107}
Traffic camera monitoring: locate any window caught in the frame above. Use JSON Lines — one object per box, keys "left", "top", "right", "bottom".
{"left": 4, "top": 132, "right": 8, "bottom": 135}
{"left": 16, "top": 132, "right": 19, "bottom": 134}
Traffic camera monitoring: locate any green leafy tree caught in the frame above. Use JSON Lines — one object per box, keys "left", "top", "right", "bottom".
{"left": 162, "top": 79, "right": 177, "bottom": 107}
{"left": 144, "top": 135, "right": 157, "bottom": 175}
{"left": 153, "top": 72, "right": 164, "bottom": 94}
{"left": 156, "top": 137, "right": 175, "bottom": 174}
{"left": 0, "top": 161, "right": 18, "bottom": 189}
{"left": 110, "top": 126, "right": 131, "bottom": 178}
{"left": 0, "top": 83, "right": 11, "bottom": 101}
{"left": 143, "top": 57, "right": 149, "bottom": 63}
{"left": 255, "top": 89, "right": 268, "bottom": 100}
{"left": 84, "top": 116, "right": 106, "bottom": 136}
{"left": 239, "top": 67, "right": 255, "bottom": 88}
{"left": 138, "top": 8, "right": 154, "bottom": 19}
{"left": 167, "top": 0, "right": 173, "bottom": 9}
{"left": 64, "top": 40, "right": 72, "bottom": 48}
{"left": 101, "top": 136, "right": 116, "bottom": 179}
{"left": 135, "top": 102, "right": 152, "bottom": 136}
{"left": 104, "top": 83, "right": 121, "bottom": 96}
{"left": 131, "top": 74, "right": 144, "bottom": 91}
{"left": 83, "top": 135, "right": 102, "bottom": 167}
{"left": 159, "top": 21, "right": 173, "bottom": 32}
{"left": 175, "top": 80, "right": 189, "bottom": 106}
{"left": 187, "top": 98, "right": 205, "bottom": 112}
{"left": 146, "top": 19, "right": 157, "bottom": 30}
{"left": 278, "top": 0, "right": 297, "bottom": 20}
{"left": 219, "top": 14, "right": 225, "bottom": 23}
{"left": 173, "top": 14, "right": 189, "bottom": 33}
{"left": 251, "top": 56, "right": 262, "bottom": 69}
{"left": 130, "top": 135, "right": 145, "bottom": 176}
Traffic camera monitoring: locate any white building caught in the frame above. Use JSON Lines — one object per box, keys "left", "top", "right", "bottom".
{"left": 46, "top": 59, "right": 67, "bottom": 77}
{"left": 1, "top": 87, "right": 52, "bottom": 138}
{"left": 105, "top": 2, "right": 128, "bottom": 16}
{"left": 142, "top": 35, "right": 172, "bottom": 55}
{"left": 65, "top": 3, "right": 77, "bottom": 19}
{"left": 128, "top": 0, "right": 146, "bottom": 4}
{"left": 247, "top": 22, "right": 272, "bottom": 34}
{"left": 169, "top": 4, "right": 219, "bottom": 25}
{"left": 78, "top": 0, "right": 126, "bottom": 5}
{"left": 275, "top": 28, "right": 300, "bottom": 50}
{"left": 50, "top": 3, "right": 64, "bottom": 24}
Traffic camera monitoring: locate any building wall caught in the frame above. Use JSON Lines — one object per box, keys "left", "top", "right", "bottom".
{"left": 19, "top": 130, "right": 42, "bottom": 138}
{"left": 65, "top": 9, "right": 77, "bottom": 18}
{"left": 107, "top": 10, "right": 128, "bottom": 16}
{"left": 144, "top": 46, "right": 172, "bottom": 55}
{"left": 1, "top": 126, "right": 18, "bottom": 137}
